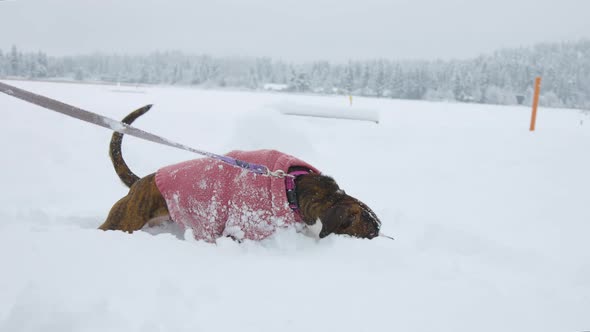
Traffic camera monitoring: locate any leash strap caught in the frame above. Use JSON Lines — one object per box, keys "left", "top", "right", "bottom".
{"left": 0, "top": 81, "right": 288, "bottom": 178}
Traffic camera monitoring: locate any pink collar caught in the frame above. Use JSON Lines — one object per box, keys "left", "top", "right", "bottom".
{"left": 285, "top": 169, "right": 312, "bottom": 221}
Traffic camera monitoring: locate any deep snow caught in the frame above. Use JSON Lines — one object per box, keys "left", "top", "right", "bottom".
{"left": 1, "top": 80, "right": 589, "bottom": 332}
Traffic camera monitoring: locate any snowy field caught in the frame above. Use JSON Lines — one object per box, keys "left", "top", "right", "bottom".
{"left": 1, "top": 80, "right": 589, "bottom": 332}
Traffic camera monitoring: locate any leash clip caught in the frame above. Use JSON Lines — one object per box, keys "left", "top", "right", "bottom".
{"left": 267, "top": 169, "right": 294, "bottom": 178}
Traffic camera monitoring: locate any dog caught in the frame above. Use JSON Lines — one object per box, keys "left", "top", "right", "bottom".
{"left": 99, "top": 105, "right": 382, "bottom": 242}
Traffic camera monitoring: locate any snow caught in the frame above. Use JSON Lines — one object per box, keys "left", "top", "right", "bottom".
{"left": 263, "top": 83, "right": 289, "bottom": 91}
{"left": 276, "top": 100, "right": 380, "bottom": 123}
{"left": 1, "top": 80, "right": 590, "bottom": 332}
{"left": 102, "top": 117, "right": 126, "bottom": 132}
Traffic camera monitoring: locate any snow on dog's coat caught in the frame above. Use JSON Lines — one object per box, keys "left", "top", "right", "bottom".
{"left": 155, "top": 150, "right": 320, "bottom": 242}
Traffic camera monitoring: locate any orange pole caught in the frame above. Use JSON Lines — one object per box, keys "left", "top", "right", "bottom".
{"left": 530, "top": 76, "right": 542, "bottom": 131}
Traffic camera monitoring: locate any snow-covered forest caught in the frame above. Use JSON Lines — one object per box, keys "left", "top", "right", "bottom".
{"left": 1, "top": 39, "right": 588, "bottom": 109}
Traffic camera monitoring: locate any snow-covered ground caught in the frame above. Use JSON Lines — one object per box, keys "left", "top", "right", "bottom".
{"left": 1, "top": 80, "right": 589, "bottom": 332}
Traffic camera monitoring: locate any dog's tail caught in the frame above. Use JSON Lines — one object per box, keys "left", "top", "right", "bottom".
{"left": 110, "top": 104, "right": 153, "bottom": 188}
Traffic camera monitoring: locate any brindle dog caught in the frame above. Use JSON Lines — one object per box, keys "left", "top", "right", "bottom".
{"left": 99, "top": 106, "right": 382, "bottom": 239}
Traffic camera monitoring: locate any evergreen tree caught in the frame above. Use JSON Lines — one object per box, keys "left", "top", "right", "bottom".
{"left": 340, "top": 63, "right": 354, "bottom": 94}
{"left": 0, "top": 49, "right": 4, "bottom": 77}
{"left": 74, "top": 67, "right": 84, "bottom": 81}
{"left": 10, "top": 45, "right": 19, "bottom": 76}
{"left": 2, "top": 40, "right": 589, "bottom": 109}
{"left": 36, "top": 51, "right": 48, "bottom": 78}
{"left": 360, "top": 63, "right": 370, "bottom": 95}
{"left": 373, "top": 60, "right": 386, "bottom": 97}
{"left": 388, "top": 65, "right": 404, "bottom": 98}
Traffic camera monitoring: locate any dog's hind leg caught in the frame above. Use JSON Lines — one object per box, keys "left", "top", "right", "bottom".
{"left": 99, "top": 174, "right": 170, "bottom": 232}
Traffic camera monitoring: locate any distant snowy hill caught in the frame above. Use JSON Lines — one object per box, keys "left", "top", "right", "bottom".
{"left": 1, "top": 80, "right": 589, "bottom": 332}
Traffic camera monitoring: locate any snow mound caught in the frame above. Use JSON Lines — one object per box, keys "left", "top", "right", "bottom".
{"left": 275, "top": 101, "right": 380, "bottom": 123}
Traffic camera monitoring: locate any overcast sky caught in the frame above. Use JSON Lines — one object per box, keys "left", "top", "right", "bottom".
{"left": 1, "top": 0, "right": 589, "bottom": 62}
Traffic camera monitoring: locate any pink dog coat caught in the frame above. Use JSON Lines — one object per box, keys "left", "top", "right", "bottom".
{"left": 155, "top": 150, "right": 320, "bottom": 242}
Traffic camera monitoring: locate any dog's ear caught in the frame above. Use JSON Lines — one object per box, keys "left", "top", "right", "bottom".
{"left": 319, "top": 204, "right": 357, "bottom": 238}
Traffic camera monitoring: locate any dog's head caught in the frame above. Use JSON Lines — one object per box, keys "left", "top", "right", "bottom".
{"left": 295, "top": 173, "right": 381, "bottom": 239}
{"left": 319, "top": 195, "right": 381, "bottom": 239}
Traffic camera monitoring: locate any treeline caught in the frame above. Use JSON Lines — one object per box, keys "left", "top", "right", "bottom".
{"left": 0, "top": 40, "right": 589, "bottom": 109}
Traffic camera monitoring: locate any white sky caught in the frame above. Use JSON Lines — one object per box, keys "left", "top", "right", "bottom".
{"left": 1, "top": 0, "right": 589, "bottom": 62}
